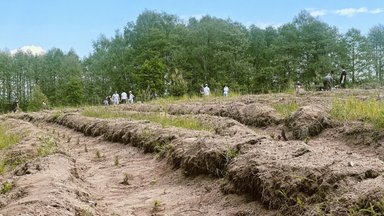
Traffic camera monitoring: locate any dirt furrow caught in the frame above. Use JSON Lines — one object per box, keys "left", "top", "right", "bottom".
{"left": 32, "top": 121, "right": 269, "bottom": 216}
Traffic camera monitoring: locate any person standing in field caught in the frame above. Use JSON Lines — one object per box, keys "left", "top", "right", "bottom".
{"left": 121, "top": 91, "right": 127, "bottom": 104}
{"left": 203, "top": 84, "right": 210, "bottom": 96}
{"left": 223, "top": 85, "right": 229, "bottom": 96}
{"left": 340, "top": 69, "right": 347, "bottom": 88}
{"left": 323, "top": 73, "right": 333, "bottom": 91}
{"left": 112, "top": 91, "right": 120, "bottom": 105}
{"left": 128, "top": 91, "right": 135, "bottom": 104}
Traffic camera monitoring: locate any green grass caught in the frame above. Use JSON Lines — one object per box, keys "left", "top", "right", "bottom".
{"left": 0, "top": 125, "right": 21, "bottom": 150}
{"left": 82, "top": 108, "right": 212, "bottom": 131}
{"left": 271, "top": 101, "right": 300, "bottom": 118}
{"left": 331, "top": 97, "right": 384, "bottom": 129}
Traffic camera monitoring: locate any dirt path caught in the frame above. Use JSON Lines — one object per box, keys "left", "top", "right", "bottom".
{"left": 26, "top": 121, "right": 270, "bottom": 216}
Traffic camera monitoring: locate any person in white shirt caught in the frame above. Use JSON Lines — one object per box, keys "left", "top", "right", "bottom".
{"left": 112, "top": 91, "right": 120, "bottom": 105}
{"left": 223, "top": 85, "right": 229, "bottom": 96}
{"left": 128, "top": 91, "right": 135, "bottom": 104}
{"left": 203, "top": 84, "right": 210, "bottom": 96}
{"left": 121, "top": 91, "right": 127, "bottom": 104}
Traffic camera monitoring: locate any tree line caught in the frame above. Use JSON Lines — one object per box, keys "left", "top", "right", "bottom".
{"left": 1, "top": 10, "right": 384, "bottom": 112}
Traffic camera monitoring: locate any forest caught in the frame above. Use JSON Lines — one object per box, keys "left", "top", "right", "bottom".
{"left": 1, "top": 10, "right": 384, "bottom": 112}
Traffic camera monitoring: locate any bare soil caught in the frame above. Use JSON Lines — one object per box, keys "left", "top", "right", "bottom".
{"left": 1, "top": 89, "right": 384, "bottom": 216}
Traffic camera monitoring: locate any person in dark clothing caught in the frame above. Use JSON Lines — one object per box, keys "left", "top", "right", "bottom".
{"left": 340, "top": 69, "right": 347, "bottom": 88}
{"left": 12, "top": 100, "right": 19, "bottom": 113}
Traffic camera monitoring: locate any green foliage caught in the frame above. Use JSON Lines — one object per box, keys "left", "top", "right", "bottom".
{"left": 27, "top": 85, "right": 49, "bottom": 112}
{"left": 62, "top": 76, "right": 85, "bottom": 106}
{"left": 1, "top": 10, "right": 384, "bottom": 112}
{"left": 331, "top": 97, "right": 384, "bottom": 128}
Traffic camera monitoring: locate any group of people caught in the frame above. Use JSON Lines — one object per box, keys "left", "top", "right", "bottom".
{"left": 296, "top": 68, "right": 348, "bottom": 94}
{"left": 103, "top": 91, "right": 135, "bottom": 105}
{"left": 323, "top": 68, "right": 347, "bottom": 91}
{"left": 199, "top": 84, "right": 229, "bottom": 97}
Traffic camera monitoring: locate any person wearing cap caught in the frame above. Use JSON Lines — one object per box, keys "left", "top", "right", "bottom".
{"left": 128, "top": 91, "right": 135, "bottom": 104}
{"left": 203, "top": 84, "right": 210, "bottom": 96}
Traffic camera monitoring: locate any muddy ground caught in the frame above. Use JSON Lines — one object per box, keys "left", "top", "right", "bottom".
{"left": 1, "top": 89, "right": 384, "bottom": 216}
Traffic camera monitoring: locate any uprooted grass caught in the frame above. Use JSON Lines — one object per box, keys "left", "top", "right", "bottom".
{"left": 331, "top": 97, "right": 384, "bottom": 129}
{"left": 82, "top": 108, "right": 212, "bottom": 131}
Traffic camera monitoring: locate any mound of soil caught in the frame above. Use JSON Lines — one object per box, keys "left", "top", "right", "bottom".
{"left": 226, "top": 138, "right": 384, "bottom": 214}
{"left": 285, "top": 105, "right": 331, "bottom": 139}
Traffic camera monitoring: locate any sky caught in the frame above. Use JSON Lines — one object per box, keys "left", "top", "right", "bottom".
{"left": 1, "top": 0, "right": 383, "bottom": 58}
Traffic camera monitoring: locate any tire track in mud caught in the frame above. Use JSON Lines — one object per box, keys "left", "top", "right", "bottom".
{"left": 31, "top": 121, "right": 269, "bottom": 216}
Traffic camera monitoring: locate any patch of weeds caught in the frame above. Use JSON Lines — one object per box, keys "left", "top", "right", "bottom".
{"left": 1, "top": 182, "right": 13, "bottom": 194}
{"left": 114, "top": 156, "right": 119, "bottom": 166}
{"left": 349, "top": 197, "right": 384, "bottom": 216}
{"left": 95, "top": 150, "right": 101, "bottom": 159}
{"left": 77, "top": 208, "right": 93, "bottom": 216}
{"left": 37, "top": 137, "right": 58, "bottom": 157}
{"left": 152, "top": 200, "right": 162, "bottom": 213}
{"left": 121, "top": 173, "right": 130, "bottom": 185}
{"left": 0, "top": 125, "right": 21, "bottom": 150}
{"left": 271, "top": 101, "right": 299, "bottom": 118}
{"left": 225, "top": 148, "right": 239, "bottom": 164}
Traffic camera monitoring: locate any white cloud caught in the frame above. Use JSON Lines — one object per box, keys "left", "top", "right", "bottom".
{"left": 306, "top": 8, "right": 327, "bottom": 17}
{"left": 334, "top": 7, "right": 384, "bottom": 17}
{"left": 252, "top": 21, "right": 282, "bottom": 29}
{"left": 10, "top": 45, "right": 45, "bottom": 56}
{"left": 310, "top": 10, "right": 327, "bottom": 17}
{"left": 370, "top": 8, "right": 384, "bottom": 14}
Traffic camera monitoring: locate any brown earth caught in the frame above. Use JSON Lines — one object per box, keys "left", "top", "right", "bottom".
{"left": 1, "top": 89, "right": 384, "bottom": 216}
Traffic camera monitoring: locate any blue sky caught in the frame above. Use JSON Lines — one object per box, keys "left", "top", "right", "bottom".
{"left": 1, "top": 0, "right": 383, "bottom": 58}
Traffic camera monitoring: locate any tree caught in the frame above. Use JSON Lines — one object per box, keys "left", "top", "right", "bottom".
{"left": 27, "top": 85, "right": 49, "bottom": 112}
{"left": 368, "top": 24, "right": 384, "bottom": 83}
{"left": 62, "top": 76, "right": 84, "bottom": 106}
